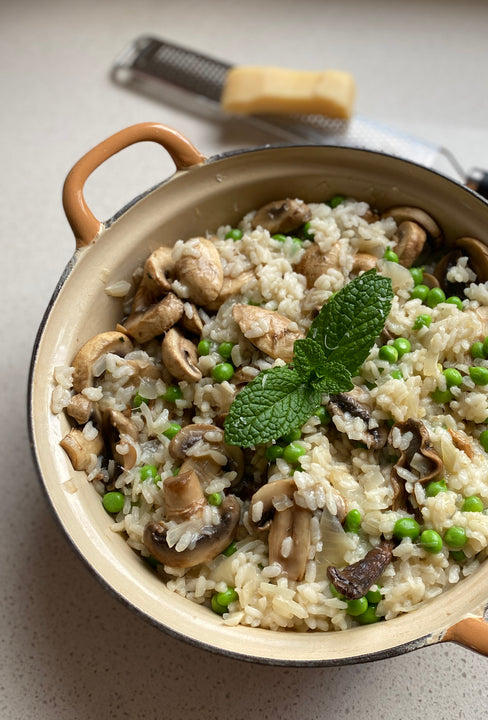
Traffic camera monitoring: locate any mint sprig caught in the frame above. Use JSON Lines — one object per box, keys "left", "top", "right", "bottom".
{"left": 224, "top": 269, "right": 393, "bottom": 448}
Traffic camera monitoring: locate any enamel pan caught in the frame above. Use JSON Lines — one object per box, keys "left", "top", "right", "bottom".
{"left": 28, "top": 122, "right": 488, "bottom": 665}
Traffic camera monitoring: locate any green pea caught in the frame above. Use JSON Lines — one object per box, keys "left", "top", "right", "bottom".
{"left": 208, "top": 492, "right": 223, "bottom": 507}
{"left": 409, "top": 267, "right": 424, "bottom": 285}
{"left": 444, "top": 526, "right": 467, "bottom": 549}
{"left": 470, "top": 341, "right": 486, "bottom": 359}
{"left": 328, "top": 194, "right": 346, "bottom": 208}
{"left": 420, "top": 529, "right": 443, "bottom": 554}
{"left": 383, "top": 247, "right": 399, "bottom": 263}
{"left": 163, "top": 422, "right": 181, "bottom": 440}
{"left": 356, "top": 605, "right": 381, "bottom": 624}
{"left": 314, "top": 405, "right": 331, "bottom": 424}
{"left": 430, "top": 388, "right": 453, "bottom": 404}
{"left": 425, "top": 478, "right": 447, "bottom": 497}
{"left": 442, "top": 368, "right": 463, "bottom": 387}
{"left": 140, "top": 464, "right": 159, "bottom": 481}
{"left": 283, "top": 442, "right": 306, "bottom": 464}
{"left": 450, "top": 549, "right": 467, "bottom": 562}
{"left": 329, "top": 582, "right": 345, "bottom": 599}
{"left": 212, "top": 362, "right": 234, "bottom": 382}
{"left": 272, "top": 233, "right": 287, "bottom": 243}
{"left": 301, "top": 221, "right": 315, "bottom": 241}
{"left": 344, "top": 509, "right": 361, "bottom": 533}
{"left": 133, "top": 392, "right": 148, "bottom": 408}
{"left": 346, "top": 597, "right": 368, "bottom": 616}
{"left": 410, "top": 284, "right": 430, "bottom": 302}
{"left": 365, "top": 586, "right": 382, "bottom": 604}
{"left": 393, "top": 517, "right": 421, "bottom": 541}
{"left": 282, "top": 428, "right": 301, "bottom": 443}
{"left": 462, "top": 496, "right": 484, "bottom": 512}
{"left": 445, "top": 296, "right": 463, "bottom": 310}
{"left": 162, "top": 385, "right": 183, "bottom": 402}
{"left": 215, "top": 587, "right": 239, "bottom": 607}
{"left": 482, "top": 336, "right": 488, "bottom": 356}
{"left": 479, "top": 429, "right": 488, "bottom": 452}
{"left": 392, "top": 337, "right": 411, "bottom": 357}
{"left": 222, "top": 541, "right": 237, "bottom": 557}
{"left": 197, "top": 339, "right": 212, "bottom": 356}
{"left": 265, "top": 444, "right": 285, "bottom": 461}
{"left": 390, "top": 370, "right": 403, "bottom": 380}
{"left": 172, "top": 466, "right": 180, "bottom": 476}
{"left": 427, "top": 287, "right": 446, "bottom": 308}
{"left": 378, "top": 344, "right": 399, "bottom": 363}
{"left": 413, "top": 314, "right": 432, "bottom": 330}
{"left": 225, "top": 228, "right": 243, "bottom": 241}
{"left": 217, "top": 341, "right": 234, "bottom": 359}
{"left": 211, "top": 595, "right": 228, "bottom": 615}
{"left": 102, "top": 491, "right": 125, "bottom": 514}
{"left": 469, "top": 366, "right": 488, "bottom": 385}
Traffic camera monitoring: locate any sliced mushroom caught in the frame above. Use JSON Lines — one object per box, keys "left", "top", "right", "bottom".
{"left": 66, "top": 393, "right": 93, "bottom": 424}
{"left": 391, "top": 221, "right": 427, "bottom": 268}
{"left": 169, "top": 423, "right": 244, "bottom": 486}
{"left": 161, "top": 327, "right": 202, "bottom": 382}
{"left": 174, "top": 237, "right": 224, "bottom": 306}
{"left": 352, "top": 253, "right": 378, "bottom": 275}
{"left": 327, "top": 538, "right": 396, "bottom": 599}
{"left": 72, "top": 330, "right": 133, "bottom": 393}
{"left": 205, "top": 271, "right": 255, "bottom": 311}
{"left": 232, "top": 303, "right": 304, "bottom": 363}
{"left": 251, "top": 198, "right": 311, "bottom": 235}
{"left": 179, "top": 303, "right": 204, "bottom": 336}
{"left": 163, "top": 469, "right": 206, "bottom": 521}
{"left": 448, "top": 428, "right": 475, "bottom": 459}
{"left": 143, "top": 494, "right": 241, "bottom": 568}
{"left": 434, "top": 236, "right": 488, "bottom": 295}
{"left": 123, "top": 292, "right": 184, "bottom": 344}
{"left": 102, "top": 409, "right": 138, "bottom": 470}
{"left": 388, "top": 419, "right": 443, "bottom": 511}
{"left": 422, "top": 272, "right": 440, "bottom": 289}
{"left": 295, "top": 242, "right": 342, "bottom": 289}
{"left": 131, "top": 246, "right": 175, "bottom": 313}
{"left": 382, "top": 206, "right": 442, "bottom": 241}
{"left": 60, "top": 427, "right": 104, "bottom": 471}
{"left": 328, "top": 388, "right": 388, "bottom": 450}
{"left": 249, "top": 478, "right": 311, "bottom": 581}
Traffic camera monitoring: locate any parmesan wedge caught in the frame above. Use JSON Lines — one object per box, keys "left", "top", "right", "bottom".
{"left": 221, "top": 66, "right": 355, "bottom": 119}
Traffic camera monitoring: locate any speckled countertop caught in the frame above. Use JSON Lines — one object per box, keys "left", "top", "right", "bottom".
{"left": 2, "top": 0, "right": 488, "bottom": 717}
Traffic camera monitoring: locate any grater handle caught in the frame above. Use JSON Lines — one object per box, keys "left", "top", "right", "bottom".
{"left": 63, "top": 122, "right": 205, "bottom": 249}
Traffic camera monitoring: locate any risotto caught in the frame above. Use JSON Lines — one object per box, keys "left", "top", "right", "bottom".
{"left": 52, "top": 194, "right": 488, "bottom": 632}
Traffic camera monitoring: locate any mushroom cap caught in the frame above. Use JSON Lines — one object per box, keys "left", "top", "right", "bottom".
{"left": 251, "top": 198, "right": 311, "bottom": 235}
{"left": 66, "top": 393, "right": 93, "bottom": 425}
{"left": 71, "top": 330, "right": 133, "bottom": 393}
{"left": 249, "top": 477, "right": 296, "bottom": 530}
{"left": 205, "top": 271, "right": 255, "bottom": 311}
{"left": 392, "top": 221, "right": 427, "bottom": 268}
{"left": 434, "top": 236, "right": 488, "bottom": 293}
{"left": 327, "top": 539, "right": 396, "bottom": 599}
{"left": 163, "top": 469, "right": 206, "bottom": 521}
{"left": 179, "top": 303, "right": 204, "bottom": 336}
{"left": 268, "top": 503, "right": 313, "bottom": 582}
{"left": 102, "top": 409, "right": 138, "bottom": 470}
{"left": 382, "top": 205, "right": 442, "bottom": 239}
{"left": 60, "top": 427, "right": 104, "bottom": 471}
{"left": 143, "top": 494, "right": 241, "bottom": 568}
{"left": 161, "top": 327, "right": 202, "bottom": 382}
{"left": 351, "top": 252, "right": 378, "bottom": 275}
{"left": 169, "top": 423, "right": 244, "bottom": 485}
{"left": 232, "top": 303, "right": 304, "bottom": 363}
{"left": 123, "top": 292, "right": 184, "bottom": 344}
{"left": 295, "top": 242, "right": 342, "bottom": 289}
{"left": 328, "top": 389, "right": 388, "bottom": 450}
{"left": 173, "top": 236, "right": 224, "bottom": 306}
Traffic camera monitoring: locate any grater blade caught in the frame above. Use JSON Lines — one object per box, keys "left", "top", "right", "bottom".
{"left": 111, "top": 35, "right": 488, "bottom": 194}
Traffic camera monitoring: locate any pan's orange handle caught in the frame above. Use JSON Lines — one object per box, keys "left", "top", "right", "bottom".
{"left": 62, "top": 122, "right": 206, "bottom": 249}
{"left": 442, "top": 615, "right": 488, "bottom": 657}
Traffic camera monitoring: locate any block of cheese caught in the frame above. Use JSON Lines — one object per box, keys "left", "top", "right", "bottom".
{"left": 221, "top": 66, "right": 355, "bottom": 119}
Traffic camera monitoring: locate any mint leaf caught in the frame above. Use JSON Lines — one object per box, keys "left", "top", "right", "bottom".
{"left": 294, "top": 338, "right": 329, "bottom": 381}
{"left": 224, "top": 365, "right": 321, "bottom": 447}
{"left": 308, "top": 269, "right": 393, "bottom": 375}
{"left": 312, "top": 361, "right": 354, "bottom": 394}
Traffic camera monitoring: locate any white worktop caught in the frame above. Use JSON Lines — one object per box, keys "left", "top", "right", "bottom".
{"left": 2, "top": 0, "right": 488, "bottom": 717}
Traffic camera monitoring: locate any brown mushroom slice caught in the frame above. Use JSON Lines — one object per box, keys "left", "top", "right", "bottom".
{"left": 123, "top": 292, "right": 184, "bottom": 344}
{"left": 391, "top": 221, "right": 427, "bottom": 268}
{"left": 249, "top": 477, "right": 297, "bottom": 530}
{"left": 232, "top": 303, "right": 304, "bottom": 363}
{"left": 295, "top": 242, "right": 341, "bottom": 289}
{"left": 328, "top": 389, "right": 388, "bottom": 450}
{"left": 327, "top": 538, "right": 396, "bottom": 600}
{"left": 174, "top": 237, "right": 224, "bottom": 306}
{"left": 434, "top": 236, "right": 488, "bottom": 294}
{"left": 60, "top": 427, "right": 104, "bottom": 471}
{"left": 422, "top": 272, "right": 440, "bottom": 289}
{"left": 205, "top": 271, "right": 256, "bottom": 311}
{"left": 448, "top": 428, "right": 475, "bottom": 459}
{"left": 103, "top": 409, "right": 139, "bottom": 470}
{"left": 179, "top": 303, "right": 204, "bottom": 336}
{"left": 143, "top": 494, "right": 241, "bottom": 568}
{"left": 161, "top": 327, "right": 202, "bottom": 382}
{"left": 268, "top": 504, "right": 313, "bottom": 582}
{"left": 131, "top": 246, "right": 175, "bottom": 313}
{"left": 170, "top": 424, "right": 244, "bottom": 485}
{"left": 382, "top": 206, "right": 442, "bottom": 240}
{"left": 66, "top": 393, "right": 93, "bottom": 424}
{"left": 72, "top": 330, "right": 133, "bottom": 393}
{"left": 388, "top": 419, "right": 443, "bottom": 511}
{"left": 163, "top": 469, "right": 206, "bottom": 521}
{"left": 251, "top": 198, "right": 311, "bottom": 235}
{"left": 351, "top": 253, "right": 378, "bottom": 275}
